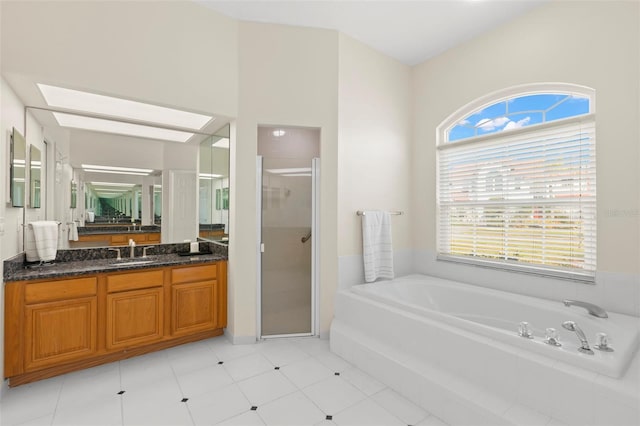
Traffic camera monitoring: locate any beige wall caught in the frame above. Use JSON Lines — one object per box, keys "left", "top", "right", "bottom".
{"left": 230, "top": 22, "right": 339, "bottom": 341}
{"left": 412, "top": 0, "right": 640, "bottom": 275}
{"left": 1, "top": 1, "right": 239, "bottom": 118}
{"left": 337, "top": 34, "right": 412, "bottom": 257}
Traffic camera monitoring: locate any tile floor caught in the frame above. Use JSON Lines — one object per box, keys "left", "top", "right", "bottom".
{"left": 0, "top": 336, "right": 450, "bottom": 426}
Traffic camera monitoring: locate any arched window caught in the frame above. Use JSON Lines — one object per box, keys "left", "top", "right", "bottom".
{"left": 437, "top": 84, "right": 596, "bottom": 281}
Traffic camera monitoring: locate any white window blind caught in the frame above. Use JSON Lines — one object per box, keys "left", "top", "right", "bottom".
{"left": 437, "top": 116, "right": 596, "bottom": 281}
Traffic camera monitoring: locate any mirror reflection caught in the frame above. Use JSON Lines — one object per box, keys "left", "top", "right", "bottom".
{"left": 10, "top": 127, "right": 26, "bottom": 207}
{"left": 29, "top": 145, "right": 41, "bottom": 208}
{"left": 22, "top": 106, "right": 229, "bottom": 249}
{"left": 199, "top": 125, "right": 230, "bottom": 242}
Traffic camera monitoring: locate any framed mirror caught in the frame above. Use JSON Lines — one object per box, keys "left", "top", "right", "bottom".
{"left": 29, "top": 145, "right": 42, "bottom": 208}
{"left": 9, "top": 127, "right": 26, "bottom": 207}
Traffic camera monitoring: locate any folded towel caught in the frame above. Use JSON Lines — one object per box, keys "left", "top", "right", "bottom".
{"left": 27, "top": 221, "right": 59, "bottom": 262}
{"left": 68, "top": 222, "right": 79, "bottom": 241}
{"left": 361, "top": 211, "right": 394, "bottom": 282}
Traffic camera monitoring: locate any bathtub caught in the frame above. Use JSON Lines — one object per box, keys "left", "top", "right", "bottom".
{"left": 330, "top": 274, "right": 640, "bottom": 425}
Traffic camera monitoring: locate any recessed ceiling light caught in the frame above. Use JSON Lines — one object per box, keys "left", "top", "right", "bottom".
{"left": 89, "top": 182, "right": 136, "bottom": 187}
{"left": 266, "top": 167, "right": 311, "bottom": 174}
{"left": 38, "top": 83, "right": 214, "bottom": 130}
{"left": 53, "top": 112, "right": 194, "bottom": 142}
{"left": 83, "top": 165, "right": 153, "bottom": 174}
{"left": 272, "top": 129, "right": 286, "bottom": 137}
{"left": 199, "top": 173, "right": 223, "bottom": 179}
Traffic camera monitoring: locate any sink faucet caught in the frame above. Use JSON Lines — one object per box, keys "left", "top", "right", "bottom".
{"left": 563, "top": 300, "right": 608, "bottom": 318}
{"left": 108, "top": 248, "right": 121, "bottom": 261}
{"left": 562, "top": 320, "right": 594, "bottom": 355}
{"left": 128, "top": 239, "right": 136, "bottom": 258}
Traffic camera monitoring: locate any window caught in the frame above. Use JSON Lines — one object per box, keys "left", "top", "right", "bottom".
{"left": 437, "top": 84, "right": 596, "bottom": 281}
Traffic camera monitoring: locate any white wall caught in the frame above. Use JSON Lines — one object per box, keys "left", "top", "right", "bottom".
{"left": 1, "top": 1, "right": 239, "bottom": 119}
{"left": 411, "top": 1, "right": 640, "bottom": 315}
{"left": 230, "top": 22, "right": 339, "bottom": 342}
{"left": 337, "top": 33, "right": 413, "bottom": 288}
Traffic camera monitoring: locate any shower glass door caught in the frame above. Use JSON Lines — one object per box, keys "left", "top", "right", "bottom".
{"left": 260, "top": 157, "right": 314, "bottom": 337}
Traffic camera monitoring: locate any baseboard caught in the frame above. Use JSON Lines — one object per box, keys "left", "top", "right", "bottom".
{"left": 224, "top": 328, "right": 257, "bottom": 345}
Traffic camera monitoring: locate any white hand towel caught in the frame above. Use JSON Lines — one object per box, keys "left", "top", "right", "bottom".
{"left": 68, "top": 222, "right": 79, "bottom": 241}
{"left": 361, "top": 211, "right": 394, "bottom": 282}
{"left": 28, "top": 221, "right": 59, "bottom": 262}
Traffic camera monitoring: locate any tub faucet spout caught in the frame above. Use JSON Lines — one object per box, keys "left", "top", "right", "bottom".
{"left": 562, "top": 321, "right": 594, "bottom": 355}
{"left": 563, "top": 300, "right": 608, "bottom": 318}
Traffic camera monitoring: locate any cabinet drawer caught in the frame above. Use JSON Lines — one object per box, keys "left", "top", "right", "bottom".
{"left": 107, "top": 269, "right": 164, "bottom": 293}
{"left": 25, "top": 277, "right": 97, "bottom": 304}
{"left": 110, "top": 235, "right": 128, "bottom": 245}
{"left": 171, "top": 264, "right": 217, "bottom": 284}
{"left": 147, "top": 233, "right": 161, "bottom": 243}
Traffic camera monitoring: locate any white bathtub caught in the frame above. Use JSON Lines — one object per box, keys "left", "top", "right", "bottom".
{"left": 330, "top": 274, "right": 640, "bottom": 425}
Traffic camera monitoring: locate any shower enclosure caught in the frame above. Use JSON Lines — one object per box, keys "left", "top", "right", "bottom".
{"left": 257, "top": 126, "right": 319, "bottom": 338}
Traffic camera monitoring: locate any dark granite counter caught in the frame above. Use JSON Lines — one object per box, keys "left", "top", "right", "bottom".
{"left": 78, "top": 225, "right": 161, "bottom": 236}
{"left": 3, "top": 241, "right": 227, "bottom": 283}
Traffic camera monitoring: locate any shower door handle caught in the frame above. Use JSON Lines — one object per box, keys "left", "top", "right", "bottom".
{"left": 301, "top": 231, "right": 312, "bottom": 243}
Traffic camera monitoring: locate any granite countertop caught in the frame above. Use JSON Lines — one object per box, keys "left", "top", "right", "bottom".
{"left": 3, "top": 242, "right": 227, "bottom": 283}
{"left": 78, "top": 226, "right": 161, "bottom": 236}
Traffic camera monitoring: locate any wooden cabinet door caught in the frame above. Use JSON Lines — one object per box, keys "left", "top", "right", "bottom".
{"left": 24, "top": 296, "right": 97, "bottom": 372}
{"left": 106, "top": 288, "right": 163, "bottom": 350}
{"left": 171, "top": 280, "right": 218, "bottom": 336}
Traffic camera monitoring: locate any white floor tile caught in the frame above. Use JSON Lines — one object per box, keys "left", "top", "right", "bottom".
{"left": 123, "top": 400, "right": 193, "bottom": 426}
{"left": 314, "top": 421, "right": 337, "bottom": 426}
{"left": 176, "top": 363, "right": 234, "bottom": 398}
{"left": 187, "top": 383, "right": 251, "bottom": 426}
{"left": 223, "top": 353, "right": 274, "bottom": 382}
{"left": 332, "top": 398, "right": 405, "bottom": 426}
{"left": 237, "top": 370, "right": 297, "bottom": 406}
{"left": 119, "top": 354, "right": 175, "bottom": 391}
{"left": 0, "top": 376, "right": 64, "bottom": 425}
{"left": 303, "top": 376, "right": 367, "bottom": 415}
{"left": 371, "top": 388, "right": 429, "bottom": 425}
{"left": 257, "top": 340, "right": 310, "bottom": 366}
{"left": 209, "top": 339, "right": 257, "bottom": 361}
{"left": 503, "top": 404, "right": 551, "bottom": 426}
{"left": 168, "top": 344, "right": 219, "bottom": 375}
{"left": 121, "top": 376, "right": 184, "bottom": 408}
{"left": 258, "top": 391, "right": 326, "bottom": 426}
{"left": 12, "top": 414, "right": 54, "bottom": 426}
{"left": 293, "top": 337, "right": 331, "bottom": 356}
{"left": 216, "top": 410, "right": 265, "bottom": 426}
{"left": 341, "top": 367, "right": 386, "bottom": 396}
{"left": 417, "top": 415, "right": 450, "bottom": 426}
{"left": 281, "top": 357, "right": 334, "bottom": 389}
{"left": 56, "top": 362, "right": 122, "bottom": 412}
{"left": 314, "top": 351, "right": 352, "bottom": 373}
{"left": 52, "top": 395, "right": 122, "bottom": 426}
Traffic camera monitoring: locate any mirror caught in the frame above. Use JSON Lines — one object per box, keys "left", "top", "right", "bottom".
{"left": 29, "top": 145, "right": 42, "bottom": 208}
{"left": 199, "top": 124, "right": 230, "bottom": 242}
{"left": 21, "top": 105, "right": 229, "bottom": 248}
{"left": 10, "top": 127, "right": 26, "bottom": 207}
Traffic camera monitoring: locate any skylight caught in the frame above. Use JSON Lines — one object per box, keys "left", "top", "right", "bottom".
{"left": 38, "top": 84, "right": 214, "bottom": 130}
{"left": 54, "top": 112, "right": 194, "bottom": 142}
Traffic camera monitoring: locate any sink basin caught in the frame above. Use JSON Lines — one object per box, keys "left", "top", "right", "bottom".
{"left": 108, "top": 260, "right": 155, "bottom": 267}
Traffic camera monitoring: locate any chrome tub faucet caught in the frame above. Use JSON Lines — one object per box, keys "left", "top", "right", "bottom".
{"left": 563, "top": 300, "right": 608, "bottom": 318}
{"left": 562, "top": 321, "right": 594, "bottom": 355}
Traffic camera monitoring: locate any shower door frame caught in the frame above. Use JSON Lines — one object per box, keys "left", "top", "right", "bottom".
{"left": 256, "top": 156, "right": 320, "bottom": 339}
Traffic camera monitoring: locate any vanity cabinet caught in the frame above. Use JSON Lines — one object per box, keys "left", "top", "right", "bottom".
{"left": 22, "top": 278, "right": 98, "bottom": 372}
{"left": 75, "top": 232, "right": 161, "bottom": 248}
{"left": 106, "top": 270, "right": 164, "bottom": 350}
{"left": 4, "top": 261, "right": 226, "bottom": 386}
{"left": 171, "top": 263, "right": 226, "bottom": 337}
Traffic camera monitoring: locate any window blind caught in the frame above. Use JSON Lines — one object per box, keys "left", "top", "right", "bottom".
{"left": 437, "top": 117, "right": 596, "bottom": 280}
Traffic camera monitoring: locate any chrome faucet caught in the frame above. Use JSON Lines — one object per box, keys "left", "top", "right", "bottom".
{"left": 108, "top": 248, "right": 121, "bottom": 261}
{"left": 563, "top": 300, "right": 608, "bottom": 318}
{"left": 128, "top": 239, "right": 136, "bottom": 258}
{"left": 562, "top": 321, "right": 594, "bottom": 355}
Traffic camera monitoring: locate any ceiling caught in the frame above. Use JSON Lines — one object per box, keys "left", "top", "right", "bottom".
{"left": 199, "top": 0, "right": 548, "bottom": 66}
